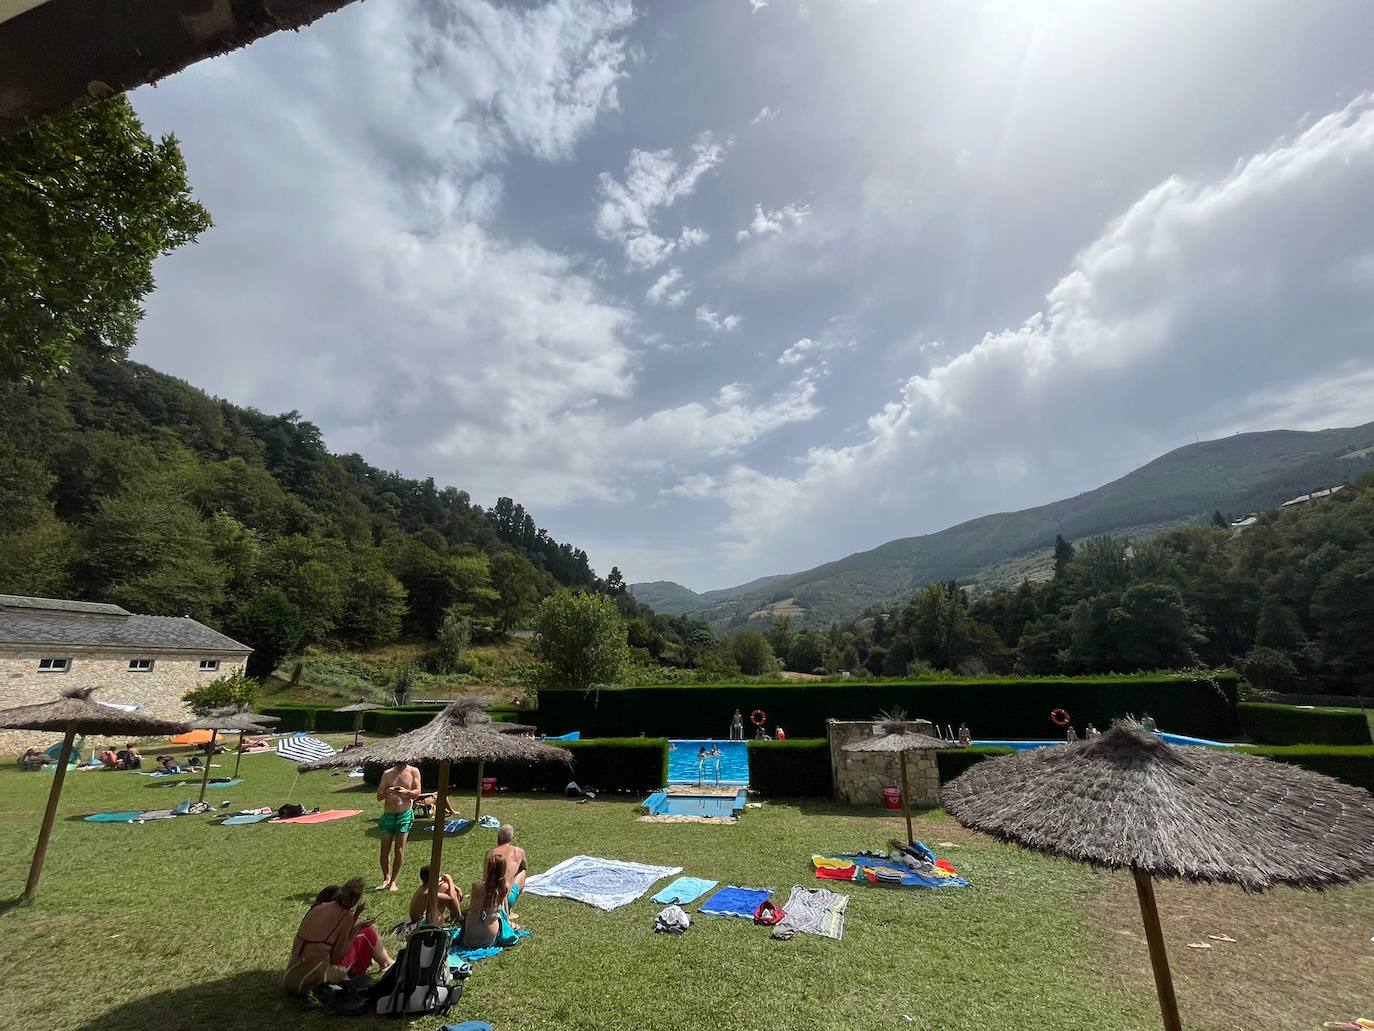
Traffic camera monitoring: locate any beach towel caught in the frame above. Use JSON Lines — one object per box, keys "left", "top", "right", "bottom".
{"left": 276, "top": 733, "right": 337, "bottom": 763}
{"left": 271, "top": 808, "right": 363, "bottom": 825}
{"left": 813, "top": 851, "right": 968, "bottom": 889}
{"left": 222, "top": 813, "right": 273, "bottom": 825}
{"left": 698, "top": 886, "right": 772, "bottom": 920}
{"left": 524, "top": 855, "right": 682, "bottom": 911}
{"left": 778, "top": 886, "right": 849, "bottom": 940}
{"left": 448, "top": 926, "right": 531, "bottom": 965}
{"left": 442, "top": 818, "right": 473, "bottom": 834}
{"left": 477, "top": 815, "right": 500, "bottom": 830}
{"left": 138, "top": 809, "right": 177, "bottom": 821}
{"left": 651, "top": 876, "right": 718, "bottom": 905}
{"left": 84, "top": 811, "right": 142, "bottom": 823}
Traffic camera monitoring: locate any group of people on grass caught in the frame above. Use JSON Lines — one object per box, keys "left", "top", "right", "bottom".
{"left": 285, "top": 759, "right": 530, "bottom": 995}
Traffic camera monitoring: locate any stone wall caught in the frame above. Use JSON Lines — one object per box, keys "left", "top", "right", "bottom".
{"left": 0, "top": 649, "right": 248, "bottom": 754}
{"left": 828, "top": 718, "right": 942, "bottom": 808}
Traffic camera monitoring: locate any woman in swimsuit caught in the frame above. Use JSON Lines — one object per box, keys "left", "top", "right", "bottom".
{"left": 461, "top": 854, "right": 519, "bottom": 949}
{"left": 284, "top": 878, "right": 392, "bottom": 994}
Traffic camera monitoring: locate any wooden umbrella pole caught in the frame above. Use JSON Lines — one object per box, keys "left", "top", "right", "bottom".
{"left": 353, "top": 714, "right": 362, "bottom": 748}
{"left": 898, "top": 750, "right": 914, "bottom": 845}
{"left": 25, "top": 723, "right": 77, "bottom": 899}
{"left": 426, "top": 760, "right": 450, "bottom": 925}
{"left": 473, "top": 758, "right": 485, "bottom": 823}
{"left": 197, "top": 730, "right": 217, "bottom": 803}
{"left": 1133, "top": 867, "right": 1183, "bottom": 1031}
{"left": 234, "top": 732, "right": 244, "bottom": 779}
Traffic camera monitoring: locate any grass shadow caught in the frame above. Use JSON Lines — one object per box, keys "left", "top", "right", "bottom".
{"left": 0, "top": 895, "right": 29, "bottom": 917}
{"left": 78, "top": 969, "right": 308, "bottom": 1031}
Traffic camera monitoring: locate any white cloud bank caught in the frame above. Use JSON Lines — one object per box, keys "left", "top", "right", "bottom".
{"left": 736, "top": 201, "right": 809, "bottom": 241}
{"left": 681, "top": 95, "right": 1374, "bottom": 571}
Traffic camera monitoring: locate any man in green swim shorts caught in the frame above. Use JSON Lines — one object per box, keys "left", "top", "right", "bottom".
{"left": 375, "top": 760, "right": 420, "bottom": 892}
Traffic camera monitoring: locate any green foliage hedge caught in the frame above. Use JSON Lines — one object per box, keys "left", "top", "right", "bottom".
{"left": 1238, "top": 702, "right": 1372, "bottom": 746}
{"left": 360, "top": 738, "right": 667, "bottom": 795}
{"left": 1240, "top": 744, "right": 1374, "bottom": 792}
{"left": 259, "top": 703, "right": 530, "bottom": 736}
{"left": 748, "top": 740, "right": 832, "bottom": 797}
{"left": 538, "top": 674, "right": 1240, "bottom": 740}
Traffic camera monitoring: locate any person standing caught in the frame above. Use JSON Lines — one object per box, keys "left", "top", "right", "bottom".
{"left": 375, "top": 760, "right": 421, "bottom": 892}
{"left": 730, "top": 709, "right": 744, "bottom": 741}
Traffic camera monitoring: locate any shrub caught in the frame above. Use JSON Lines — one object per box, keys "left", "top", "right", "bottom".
{"left": 259, "top": 704, "right": 319, "bottom": 731}
{"left": 748, "top": 739, "right": 831, "bottom": 797}
{"left": 537, "top": 673, "right": 1240, "bottom": 740}
{"left": 1238, "top": 702, "right": 1372, "bottom": 745}
{"left": 936, "top": 746, "right": 1014, "bottom": 783}
{"left": 183, "top": 669, "right": 260, "bottom": 716}
{"left": 1239, "top": 744, "right": 1374, "bottom": 792}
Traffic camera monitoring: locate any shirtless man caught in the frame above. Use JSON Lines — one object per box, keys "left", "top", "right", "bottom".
{"left": 485, "top": 824, "right": 528, "bottom": 897}
{"left": 374, "top": 760, "right": 421, "bottom": 892}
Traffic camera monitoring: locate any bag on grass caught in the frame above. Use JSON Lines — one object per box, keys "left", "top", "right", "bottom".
{"left": 312, "top": 976, "right": 373, "bottom": 1017}
{"left": 276, "top": 803, "right": 306, "bottom": 820}
{"left": 370, "top": 926, "right": 460, "bottom": 1017}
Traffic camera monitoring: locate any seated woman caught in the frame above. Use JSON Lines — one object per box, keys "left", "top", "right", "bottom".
{"left": 97, "top": 748, "right": 120, "bottom": 769}
{"left": 461, "top": 854, "right": 523, "bottom": 949}
{"left": 18, "top": 747, "right": 46, "bottom": 770}
{"left": 284, "top": 878, "right": 393, "bottom": 995}
{"left": 409, "top": 865, "right": 464, "bottom": 925}
{"left": 116, "top": 744, "right": 142, "bottom": 770}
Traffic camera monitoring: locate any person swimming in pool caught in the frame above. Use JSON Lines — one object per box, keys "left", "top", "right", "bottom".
{"left": 375, "top": 760, "right": 421, "bottom": 892}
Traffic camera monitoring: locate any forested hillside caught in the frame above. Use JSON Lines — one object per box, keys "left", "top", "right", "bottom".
{"left": 0, "top": 345, "right": 612, "bottom": 674}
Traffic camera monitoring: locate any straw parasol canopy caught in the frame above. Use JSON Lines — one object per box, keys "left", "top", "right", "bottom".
{"left": 843, "top": 709, "right": 946, "bottom": 845}
{"left": 300, "top": 699, "right": 571, "bottom": 923}
{"left": 333, "top": 699, "right": 384, "bottom": 746}
{"left": 0, "top": 687, "right": 190, "bottom": 898}
{"left": 187, "top": 711, "right": 273, "bottom": 800}
{"left": 492, "top": 722, "right": 538, "bottom": 735}
{"left": 943, "top": 720, "right": 1374, "bottom": 1031}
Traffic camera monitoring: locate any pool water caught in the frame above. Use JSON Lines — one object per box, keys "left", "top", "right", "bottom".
{"left": 667, "top": 739, "right": 749, "bottom": 784}
{"left": 642, "top": 788, "right": 748, "bottom": 818}
{"left": 974, "top": 732, "right": 1233, "bottom": 750}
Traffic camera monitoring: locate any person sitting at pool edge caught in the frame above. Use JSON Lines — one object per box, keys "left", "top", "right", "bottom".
{"left": 285, "top": 878, "right": 393, "bottom": 995}
{"left": 410, "top": 865, "right": 464, "bottom": 924}
{"left": 375, "top": 759, "right": 421, "bottom": 892}
{"left": 462, "top": 853, "right": 520, "bottom": 949}
{"left": 486, "top": 824, "right": 528, "bottom": 895}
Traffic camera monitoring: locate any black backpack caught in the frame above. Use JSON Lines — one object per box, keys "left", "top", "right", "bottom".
{"left": 370, "top": 926, "right": 461, "bottom": 1017}
{"left": 276, "top": 803, "right": 306, "bottom": 820}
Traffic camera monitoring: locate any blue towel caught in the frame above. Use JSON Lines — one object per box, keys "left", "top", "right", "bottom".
{"left": 222, "top": 813, "right": 272, "bottom": 825}
{"left": 651, "top": 876, "right": 718, "bottom": 905}
{"left": 444, "top": 818, "right": 473, "bottom": 834}
{"left": 85, "top": 811, "right": 142, "bottom": 823}
{"left": 838, "top": 854, "right": 969, "bottom": 889}
{"left": 698, "top": 885, "right": 771, "bottom": 919}
{"left": 441, "top": 1023, "right": 495, "bottom": 1031}
{"left": 448, "top": 925, "right": 530, "bottom": 965}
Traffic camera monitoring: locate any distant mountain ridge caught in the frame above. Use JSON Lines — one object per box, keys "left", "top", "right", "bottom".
{"left": 634, "top": 421, "right": 1374, "bottom": 628}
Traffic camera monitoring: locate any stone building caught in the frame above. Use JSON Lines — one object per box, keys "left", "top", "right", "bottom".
{"left": 828, "top": 717, "right": 942, "bottom": 808}
{"left": 0, "top": 595, "right": 252, "bottom": 752}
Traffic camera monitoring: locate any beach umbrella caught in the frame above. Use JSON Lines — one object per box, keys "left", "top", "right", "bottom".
{"left": 942, "top": 720, "right": 1374, "bottom": 1031}
{"left": 187, "top": 712, "right": 272, "bottom": 802}
{"left": 843, "top": 711, "right": 946, "bottom": 846}
{"left": 491, "top": 722, "right": 538, "bottom": 735}
{"left": 207, "top": 705, "right": 281, "bottom": 777}
{"left": 276, "top": 733, "right": 336, "bottom": 763}
{"left": 0, "top": 687, "right": 189, "bottom": 898}
{"left": 333, "top": 699, "right": 383, "bottom": 746}
{"left": 301, "top": 699, "right": 570, "bottom": 923}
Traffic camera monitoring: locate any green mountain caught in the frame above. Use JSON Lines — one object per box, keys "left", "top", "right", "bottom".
{"left": 686, "top": 421, "right": 1374, "bottom": 629}
{"left": 627, "top": 580, "right": 704, "bottom": 614}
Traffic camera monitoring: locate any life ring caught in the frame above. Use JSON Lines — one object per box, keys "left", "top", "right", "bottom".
{"left": 1050, "top": 708, "right": 1071, "bottom": 728}
{"left": 751, "top": 709, "right": 767, "bottom": 727}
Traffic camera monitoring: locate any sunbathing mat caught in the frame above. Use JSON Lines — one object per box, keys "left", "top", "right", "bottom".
{"left": 271, "top": 809, "right": 362, "bottom": 825}
{"left": 651, "top": 876, "right": 718, "bottom": 905}
{"left": 222, "top": 813, "right": 272, "bottom": 825}
{"left": 524, "top": 855, "right": 682, "bottom": 911}
{"left": 85, "top": 811, "right": 143, "bottom": 823}
{"left": 698, "top": 885, "right": 772, "bottom": 919}
{"left": 778, "top": 886, "right": 849, "bottom": 940}
{"left": 813, "top": 846, "right": 968, "bottom": 889}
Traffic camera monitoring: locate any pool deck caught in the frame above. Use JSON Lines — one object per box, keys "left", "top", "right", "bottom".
{"left": 665, "top": 785, "right": 742, "bottom": 797}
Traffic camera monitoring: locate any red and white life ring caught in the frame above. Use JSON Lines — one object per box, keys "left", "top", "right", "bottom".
{"left": 1050, "top": 708, "right": 1071, "bottom": 728}
{"left": 751, "top": 709, "right": 767, "bottom": 727}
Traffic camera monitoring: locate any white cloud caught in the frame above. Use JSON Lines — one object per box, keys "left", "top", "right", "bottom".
{"left": 749, "top": 0, "right": 768, "bottom": 11}
{"left": 645, "top": 267, "right": 690, "bottom": 307}
{"left": 595, "top": 132, "right": 727, "bottom": 268}
{"left": 682, "top": 95, "right": 1374, "bottom": 570}
{"left": 735, "top": 201, "right": 809, "bottom": 241}
{"left": 751, "top": 105, "right": 778, "bottom": 124}
{"left": 695, "top": 305, "right": 742, "bottom": 332}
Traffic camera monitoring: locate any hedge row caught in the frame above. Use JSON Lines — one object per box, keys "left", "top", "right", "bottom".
{"left": 259, "top": 703, "right": 529, "bottom": 735}
{"left": 1239, "top": 702, "right": 1372, "bottom": 746}
{"left": 1239, "top": 744, "right": 1374, "bottom": 793}
{"left": 538, "top": 675, "right": 1241, "bottom": 740}
{"left": 746, "top": 740, "right": 1017, "bottom": 799}
{"left": 360, "top": 738, "right": 668, "bottom": 795}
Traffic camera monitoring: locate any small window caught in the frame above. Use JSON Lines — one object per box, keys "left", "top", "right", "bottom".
{"left": 38, "top": 658, "right": 70, "bottom": 672}
{"left": 199, "top": 659, "right": 220, "bottom": 672}
{"left": 128, "top": 658, "right": 154, "bottom": 672}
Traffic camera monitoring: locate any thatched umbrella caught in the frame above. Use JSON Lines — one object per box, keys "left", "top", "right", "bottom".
{"left": 334, "top": 699, "right": 383, "bottom": 747}
{"left": 207, "top": 705, "right": 281, "bottom": 778}
{"left": 187, "top": 712, "right": 272, "bottom": 802}
{"left": 0, "top": 687, "right": 189, "bottom": 898}
{"left": 843, "top": 711, "right": 946, "bottom": 846}
{"left": 492, "top": 722, "right": 537, "bottom": 735}
{"left": 943, "top": 720, "right": 1374, "bottom": 1031}
{"left": 300, "top": 700, "right": 570, "bottom": 923}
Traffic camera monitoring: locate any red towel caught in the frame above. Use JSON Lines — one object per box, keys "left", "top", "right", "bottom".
{"left": 814, "top": 864, "right": 858, "bottom": 881}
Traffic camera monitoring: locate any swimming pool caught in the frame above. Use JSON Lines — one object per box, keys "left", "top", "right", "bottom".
{"left": 667, "top": 739, "right": 749, "bottom": 784}
{"left": 642, "top": 788, "right": 748, "bottom": 818}
{"left": 974, "top": 733, "right": 1234, "bottom": 750}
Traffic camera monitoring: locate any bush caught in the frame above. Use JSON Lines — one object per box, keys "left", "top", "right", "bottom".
{"left": 748, "top": 739, "right": 831, "bottom": 797}
{"left": 936, "top": 746, "right": 1014, "bottom": 783}
{"left": 183, "top": 669, "right": 260, "bottom": 716}
{"left": 1239, "top": 702, "right": 1372, "bottom": 745}
{"left": 361, "top": 738, "right": 667, "bottom": 795}
{"left": 538, "top": 673, "right": 1240, "bottom": 740}
{"left": 1239, "top": 744, "right": 1374, "bottom": 792}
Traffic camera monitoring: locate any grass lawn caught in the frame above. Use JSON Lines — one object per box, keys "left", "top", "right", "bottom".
{"left": 0, "top": 738, "right": 1367, "bottom": 1031}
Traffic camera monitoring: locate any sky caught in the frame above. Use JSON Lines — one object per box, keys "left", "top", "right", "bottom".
{"left": 130, "top": 0, "right": 1374, "bottom": 591}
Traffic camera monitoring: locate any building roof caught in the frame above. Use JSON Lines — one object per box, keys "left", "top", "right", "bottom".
{"left": 0, "top": 595, "right": 251, "bottom": 655}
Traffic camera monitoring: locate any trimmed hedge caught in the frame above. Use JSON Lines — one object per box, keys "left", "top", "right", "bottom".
{"left": 1240, "top": 744, "right": 1374, "bottom": 792}
{"left": 257, "top": 703, "right": 534, "bottom": 736}
{"left": 1239, "top": 702, "right": 1372, "bottom": 746}
{"left": 538, "top": 674, "right": 1240, "bottom": 740}
{"left": 936, "top": 746, "right": 1015, "bottom": 783}
{"left": 360, "top": 738, "right": 668, "bottom": 795}
{"left": 748, "top": 739, "right": 832, "bottom": 797}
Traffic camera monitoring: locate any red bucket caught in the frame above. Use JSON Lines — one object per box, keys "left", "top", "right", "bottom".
{"left": 482, "top": 776, "right": 498, "bottom": 795}
{"left": 883, "top": 787, "right": 902, "bottom": 810}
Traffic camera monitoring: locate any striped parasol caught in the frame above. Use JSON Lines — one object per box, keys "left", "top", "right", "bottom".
{"left": 275, "top": 733, "right": 336, "bottom": 763}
